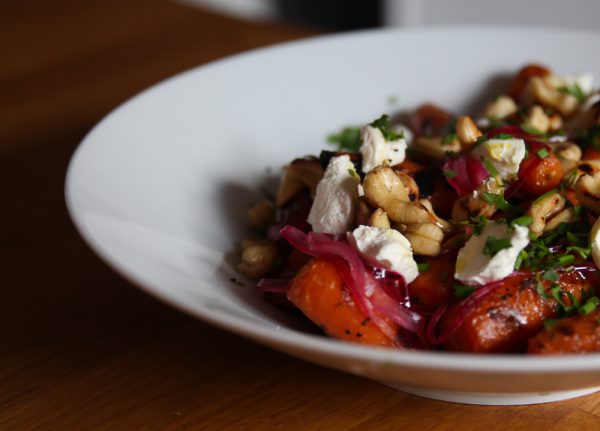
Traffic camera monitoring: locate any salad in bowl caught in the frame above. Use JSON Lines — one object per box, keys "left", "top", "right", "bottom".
{"left": 238, "top": 64, "right": 600, "bottom": 355}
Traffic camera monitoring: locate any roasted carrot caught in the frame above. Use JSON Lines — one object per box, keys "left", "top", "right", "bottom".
{"left": 520, "top": 153, "right": 564, "bottom": 196}
{"left": 508, "top": 64, "right": 551, "bottom": 101}
{"left": 408, "top": 253, "right": 455, "bottom": 311}
{"left": 528, "top": 309, "right": 600, "bottom": 354}
{"left": 409, "top": 103, "right": 453, "bottom": 137}
{"left": 287, "top": 257, "right": 400, "bottom": 347}
{"left": 442, "top": 272, "right": 593, "bottom": 353}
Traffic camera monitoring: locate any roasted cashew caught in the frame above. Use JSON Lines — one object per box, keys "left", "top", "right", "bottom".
{"left": 363, "top": 165, "right": 410, "bottom": 206}
{"left": 276, "top": 158, "right": 324, "bottom": 206}
{"left": 456, "top": 115, "right": 482, "bottom": 150}
{"left": 544, "top": 208, "right": 577, "bottom": 232}
{"left": 554, "top": 142, "right": 582, "bottom": 173}
{"left": 529, "top": 76, "right": 579, "bottom": 117}
{"left": 527, "top": 191, "right": 565, "bottom": 236}
{"left": 451, "top": 179, "right": 503, "bottom": 222}
{"left": 368, "top": 208, "right": 391, "bottom": 229}
{"left": 394, "top": 170, "right": 419, "bottom": 202}
{"left": 575, "top": 172, "right": 600, "bottom": 214}
{"left": 403, "top": 223, "right": 444, "bottom": 256}
{"left": 483, "top": 95, "right": 518, "bottom": 120}
{"left": 238, "top": 239, "right": 278, "bottom": 279}
{"left": 524, "top": 105, "right": 550, "bottom": 134}
{"left": 411, "top": 136, "right": 461, "bottom": 161}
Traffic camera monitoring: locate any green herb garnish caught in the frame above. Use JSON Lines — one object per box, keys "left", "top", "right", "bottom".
{"left": 557, "top": 83, "right": 587, "bottom": 104}
{"left": 443, "top": 169, "right": 456, "bottom": 178}
{"left": 481, "top": 157, "right": 499, "bottom": 178}
{"left": 454, "top": 284, "right": 475, "bottom": 299}
{"left": 537, "top": 148, "right": 550, "bottom": 159}
{"left": 521, "top": 124, "right": 544, "bottom": 136}
{"left": 370, "top": 114, "right": 403, "bottom": 141}
{"left": 492, "top": 133, "right": 515, "bottom": 140}
{"left": 443, "top": 133, "right": 458, "bottom": 146}
{"left": 327, "top": 126, "right": 361, "bottom": 152}
{"left": 511, "top": 215, "right": 532, "bottom": 227}
{"left": 483, "top": 235, "right": 512, "bottom": 256}
{"left": 417, "top": 262, "right": 431, "bottom": 273}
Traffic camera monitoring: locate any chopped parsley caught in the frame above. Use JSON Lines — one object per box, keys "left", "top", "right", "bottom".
{"left": 521, "top": 124, "right": 544, "bottom": 136}
{"left": 327, "top": 126, "right": 361, "bottom": 152}
{"left": 481, "top": 157, "right": 499, "bottom": 178}
{"left": 537, "top": 148, "right": 550, "bottom": 159}
{"left": 579, "top": 297, "right": 600, "bottom": 315}
{"left": 511, "top": 215, "right": 532, "bottom": 227}
{"left": 454, "top": 284, "right": 475, "bottom": 299}
{"left": 558, "top": 83, "right": 587, "bottom": 104}
{"left": 492, "top": 133, "right": 515, "bottom": 140}
{"left": 443, "top": 169, "right": 456, "bottom": 178}
{"left": 417, "top": 262, "right": 431, "bottom": 273}
{"left": 443, "top": 133, "right": 458, "bottom": 146}
{"left": 483, "top": 235, "right": 512, "bottom": 256}
{"left": 370, "top": 114, "right": 403, "bottom": 141}
{"left": 481, "top": 192, "right": 522, "bottom": 216}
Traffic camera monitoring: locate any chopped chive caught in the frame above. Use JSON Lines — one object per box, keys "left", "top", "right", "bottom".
{"left": 483, "top": 235, "right": 512, "bottom": 257}
{"left": 521, "top": 124, "right": 544, "bottom": 136}
{"left": 543, "top": 269, "right": 559, "bottom": 282}
{"left": 454, "top": 284, "right": 475, "bottom": 299}
{"left": 417, "top": 262, "right": 431, "bottom": 273}
{"left": 531, "top": 189, "right": 558, "bottom": 206}
{"left": 543, "top": 318, "right": 560, "bottom": 329}
{"left": 537, "top": 148, "right": 550, "bottom": 159}
{"left": 443, "top": 169, "right": 456, "bottom": 178}
{"left": 579, "top": 297, "right": 599, "bottom": 315}
{"left": 481, "top": 157, "right": 499, "bottom": 177}
{"left": 511, "top": 215, "right": 532, "bottom": 227}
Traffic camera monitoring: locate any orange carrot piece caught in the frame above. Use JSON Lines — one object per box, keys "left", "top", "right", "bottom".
{"left": 528, "top": 309, "right": 600, "bottom": 354}
{"left": 287, "top": 258, "right": 400, "bottom": 347}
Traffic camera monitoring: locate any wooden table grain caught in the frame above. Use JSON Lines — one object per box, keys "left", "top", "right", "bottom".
{"left": 3, "top": 1, "right": 600, "bottom": 429}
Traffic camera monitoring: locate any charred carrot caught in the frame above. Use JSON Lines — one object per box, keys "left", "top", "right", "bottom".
{"left": 287, "top": 257, "right": 400, "bottom": 347}
{"left": 442, "top": 272, "right": 592, "bottom": 353}
{"left": 408, "top": 253, "right": 455, "bottom": 311}
{"left": 528, "top": 309, "right": 600, "bottom": 354}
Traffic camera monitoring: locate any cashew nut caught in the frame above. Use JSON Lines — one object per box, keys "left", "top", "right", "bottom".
{"left": 238, "top": 239, "right": 278, "bottom": 279}
{"left": 403, "top": 223, "right": 444, "bottom": 256}
{"left": 456, "top": 115, "right": 482, "bottom": 150}
{"left": 524, "top": 105, "right": 550, "bottom": 134}
{"left": 544, "top": 207, "right": 577, "bottom": 233}
{"left": 484, "top": 95, "right": 518, "bottom": 120}
{"left": 368, "top": 208, "right": 391, "bottom": 229}
{"left": 411, "top": 136, "right": 461, "bottom": 161}
{"left": 575, "top": 172, "right": 600, "bottom": 214}
{"left": 451, "top": 179, "right": 503, "bottom": 222}
{"left": 276, "top": 158, "right": 324, "bottom": 206}
{"left": 527, "top": 191, "right": 565, "bottom": 236}
{"left": 529, "top": 76, "right": 579, "bottom": 117}
{"left": 554, "top": 142, "right": 582, "bottom": 173}
{"left": 394, "top": 170, "right": 419, "bottom": 202}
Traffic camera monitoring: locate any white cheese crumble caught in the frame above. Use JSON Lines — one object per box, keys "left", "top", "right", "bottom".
{"left": 348, "top": 225, "right": 419, "bottom": 284}
{"left": 359, "top": 125, "right": 407, "bottom": 173}
{"left": 455, "top": 222, "right": 529, "bottom": 286}
{"left": 307, "top": 155, "right": 358, "bottom": 234}
{"left": 473, "top": 138, "right": 526, "bottom": 181}
{"left": 591, "top": 217, "right": 600, "bottom": 271}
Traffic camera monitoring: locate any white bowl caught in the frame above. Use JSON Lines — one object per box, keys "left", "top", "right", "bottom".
{"left": 65, "top": 26, "right": 600, "bottom": 405}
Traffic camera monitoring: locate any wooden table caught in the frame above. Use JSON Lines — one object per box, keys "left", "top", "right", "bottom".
{"left": 3, "top": 1, "right": 600, "bottom": 429}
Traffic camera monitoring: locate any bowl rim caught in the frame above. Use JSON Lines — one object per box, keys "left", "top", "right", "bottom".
{"left": 65, "top": 24, "right": 600, "bottom": 374}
